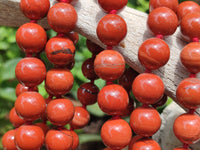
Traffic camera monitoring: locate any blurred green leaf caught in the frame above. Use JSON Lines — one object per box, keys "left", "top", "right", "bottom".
{"left": 0, "top": 87, "right": 16, "bottom": 102}
{"left": 87, "top": 103, "right": 105, "bottom": 117}
{"left": 79, "top": 134, "right": 102, "bottom": 144}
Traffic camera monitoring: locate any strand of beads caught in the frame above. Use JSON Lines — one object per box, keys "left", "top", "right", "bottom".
{"left": 173, "top": 1, "right": 200, "bottom": 150}
{"left": 129, "top": 1, "right": 179, "bottom": 149}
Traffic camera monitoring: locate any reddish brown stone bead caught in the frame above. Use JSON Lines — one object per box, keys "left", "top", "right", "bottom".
{"left": 147, "top": 7, "right": 178, "bottom": 36}
{"left": 45, "top": 68, "right": 74, "bottom": 96}
{"left": 2, "top": 130, "right": 17, "bottom": 150}
{"left": 138, "top": 38, "right": 170, "bottom": 70}
{"left": 180, "top": 13, "right": 200, "bottom": 42}
{"left": 130, "top": 107, "right": 161, "bottom": 137}
{"left": 77, "top": 82, "right": 99, "bottom": 106}
{"left": 177, "top": 1, "right": 200, "bottom": 20}
{"left": 16, "top": 23, "right": 47, "bottom": 54}
{"left": 20, "top": 0, "right": 50, "bottom": 20}
{"left": 45, "top": 37, "right": 75, "bottom": 66}
{"left": 71, "top": 130, "right": 79, "bottom": 150}
{"left": 15, "top": 83, "right": 38, "bottom": 97}
{"left": 132, "top": 73, "right": 164, "bottom": 104}
{"left": 9, "top": 107, "right": 25, "bottom": 128}
{"left": 149, "top": 0, "right": 178, "bottom": 13}
{"left": 101, "top": 119, "right": 132, "bottom": 149}
{"left": 181, "top": 42, "right": 200, "bottom": 73}
{"left": 66, "top": 31, "right": 79, "bottom": 45}
{"left": 119, "top": 96, "right": 134, "bottom": 117}
{"left": 173, "top": 147, "right": 191, "bottom": 150}
{"left": 94, "top": 50, "right": 125, "bottom": 81}
{"left": 82, "top": 58, "right": 99, "bottom": 80}
{"left": 128, "top": 135, "right": 143, "bottom": 150}
{"left": 47, "top": 3, "right": 77, "bottom": 33}
{"left": 98, "top": 0, "right": 128, "bottom": 13}
{"left": 97, "top": 14, "right": 127, "bottom": 46}
{"left": 152, "top": 94, "right": 168, "bottom": 108}
{"left": 98, "top": 84, "right": 129, "bottom": 115}
{"left": 176, "top": 78, "right": 200, "bottom": 109}
{"left": 86, "top": 39, "right": 104, "bottom": 55}
{"left": 173, "top": 114, "right": 200, "bottom": 145}
{"left": 15, "top": 57, "right": 46, "bottom": 87}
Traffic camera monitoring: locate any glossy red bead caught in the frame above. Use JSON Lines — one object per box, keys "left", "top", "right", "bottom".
{"left": 71, "top": 130, "right": 79, "bottom": 150}
{"left": 177, "top": 1, "right": 200, "bottom": 20}
{"left": 176, "top": 78, "right": 200, "bottom": 109}
{"left": 86, "top": 39, "right": 104, "bottom": 55}
{"left": 66, "top": 31, "right": 79, "bottom": 45}
{"left": 47, "top": 3, "right": 77, "bottom": 33}
{"left": 70, "top": 106, "right": 90, "bottom": 129}
{"left": 173, "top": 114, "right": 200, "bottom": 145}
{"left": 147, "top": 7, "right": 178, "bottom": 36}
{"left": 94, "top": 50, "right": 125, "bottom": 81}
{"left": 15, "top": 125, "right": 44, "bottom": 150}
{"left": 15, "top": 83, "right": 38, "bottom": 97}
{"left": 180, "top": 13, "right": 200, "bottom": 42}
{"left": 15, "top": 92, "right": 46, "bottom": 121}
{"left": 46, "top": 98, "right": 74, "bottom": 126}
{"left": 2, "top": 130, "right": 17, "bottom": 150}
{"left": 35, "top": 122, "right": 49, "bottom": 135}
{"left": 132, "top": 73, "right": 164, "bottom": 104}
{"left": 138, "top": 38, "right": 170, "bottom": 70}
{"left": 97, "top": 14, "right": 127, "bottom": 46}
{"left": 45, "top": 37, "right": 75, "bottom": 66}
{"left": 15, "top": 57, "right": 46, "bottom": 87}
{"left": 130, "top": 107, "right": 161, "bottom": 137}
{"left": 101, "top": 119, "right": 132, "bottom": 149}
{"left": 20, "top": 0, "right": 50, "bottom": 20}
{"left": 45, "top": 68, "right": 74, "bottom": 96}
{"left": 173, "top": 147, "right": 191, "bottom": 150}
{"left": 77, "top": 82, "right": 99, "bottom": 106}
{"left": 98, "top": 84, "right": 129, "bottom": 115}
{"left": 16, "top": 23, "right": 47, "bottom": 54}
{"left": 9, "top": 107, "right": 25, "bottom": 128}
{"left": 128, "top": 135, "right": 143, "bottom": 150}
{"left": 98, "top": 0, "right": 128, "bottom": 13}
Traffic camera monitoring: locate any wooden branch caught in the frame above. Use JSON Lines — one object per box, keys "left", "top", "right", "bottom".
{"left": 1, "top": 0, "right": 199, "bottom": 114}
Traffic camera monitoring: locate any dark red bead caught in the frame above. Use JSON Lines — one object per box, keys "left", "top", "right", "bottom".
{"left": 152, "top": 94, "right": 168, "bottom": 108}
{"left": 15, "top": 83, "right": 38, "bottom": 97}
{"left": 66, "top": 31, "right": 79, "bottom": 45}
{"left": 86, "top": 39, "right": 104, "bottom": 55}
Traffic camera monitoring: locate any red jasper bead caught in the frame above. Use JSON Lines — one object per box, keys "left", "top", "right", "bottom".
{"left": 71, "top": 130, "right": 79, "bottom": 150}
{"left": 46, "top": 98, "right": 74, "bottom": 126}
{"left": 9, "top": 107, "right": 25, "bottom": 128}
{"left": 97, "top": 14, "right": 127, "bottom": 46}
{"left": 70, "top": 106, "right": 90, "bottom": 129}
{"left": 15, "top": 83, "right": 38, "bottom": 97}
{"left": 98, "top": 84, "right": 129, "bottom": 115}
{"left": 176, "top": 78, "right": 200, "bottom": 109}
{"left": 130, "top": 138, "right": 161, "bottom": 150}
{"left": 45, "top": 37, "right": 75, "bottom": 66}
{"left": 177, "top": 1, "right": 200, "bottom": 20}
{"left": 15, "top": 125, "right": 44, "bottom": 150}
{"left": 173, "top": 147, "right": 191, "bottom": 150}
{"left": 15, "top": 57, "right": 46, "bottom": 87}
{"left": 152, "top": 94, "right": 168, "bottom": 108}
{"left": 65, "top": 58, "right": 75, "bottom": 70}
{"left": 86, "top": 39, "right": 104, "bottom": 55}
{"left": 94, "top": 50, "right": 125, "bottom": 81}
{"left": 138, "top": 38, "right": 170, "bottom": 70}
{"left": 120, "top": 96, "right": 134, "bottom": 117}
{"left": 98, "top": 0, "right": 128, "bottom": 13}
{"left": 82, "top": 58, "right": 99, "bottom": 80}
{"left": 149, "top": 0, "right": 178, "bottom": 13}
{"left": 173, "top": 114, "right": 200, "bottom": 145}
{"left": 16, "top": 23, "right": 47, "bottom": 54}
{"left": 132, "top": 73, "right": 164, "bottom": 104}
{"left": 77, "top": 82, "right": 99, "bottom": 106}
{"left": 66, "top": 31, "right": 79, "bottom": 45}
{"left": 130, "top": 107, "right": 161, "bottom": 137}
{"left": 180, "top": 13, "right": 200, "bottom": 42}
{"left": 2, "top": 130, "right": 17, "bottom": 150}
{"left": 128, "top": 135, "right": 143, "bottom": 150}
{"left": 181, "top": 42, "right": 200, "bottom": 73}
{"left": 45, "top": 68, "right": 74, "bottom": 96}
{"left": 20, "top": 0, "right": 50, "bottom": 20}
{"left": 101, "top": 119, "right": 132, "bottom": 149}
{"left": 147, "top": 7, "right": 178, "bottom": 36}
{"left": 35, "top": 122, "right": 49, "bottom": 135}
{"left": 45, "top": 129, "right": 73, "bottom": 150}
{"left": 47, "top": 3, "right": 77, "bottom": 33}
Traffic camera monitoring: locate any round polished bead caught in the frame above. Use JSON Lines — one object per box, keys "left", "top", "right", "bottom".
{"left": 138, "top": 38, "right": 170, "bottom": 70}
{"left": 47, "top": 3, "right": 77, "bottom": 33}
{"left": 77, "top": 82, "right": 99, "bottom": 106}
{"left": 20, "top": 0, "right": 50, "bottom": 20}
{"left": 94, "top": 50, "right": 125, "bottom": 81}
{"left": 9, "top": 107, "right": 25, "bottom": 128}
{"left": 97, "top": 14, "right": 127, "bottom": 46}
{"left": 173, "top": 114, "right": 200, "bottom": 145}
{"left": 147, "top": 7, "right": 178, "bottom": 36}
{"left": 181, "top": 42, "right": 200, "bottom": 73}
{"left": 101, "top": 119, "right": 132, "bottom": 149}
{"left": 45, "top": 37, "right": 75, "bottom": 66}
{"left": 15, "top": 83, "right": 38, "bottom": 97}
{"left": 128, "top": 135, "right": 143, "bottom": 150}
{"left": 98, "top": 84, "right": 129, "bottom": 115}
{"left": 86, "top": 39, "right": 104, "bottom": 55}
{"left": 130, "top": 107, "right": 161, "bottom": 137}
{"left": 15, "top": 57, "right": 46, "bottom": 87}
{"left": 66, "top": 31, "right": 79, "bottom": 45}
{"left": 173, "top": 147, "right": 191, "bottom": 150}
{"left": 45, "top": 68, "right": 74, "bottom": 96}
{"left": 2, "top": 130, "right": 17, "bottom": 150}
{"left": 71, "top": 130, "right": 79, "bottom": 150}
{"left": 16, "top": 23, "right": 47, "bottom": 54}
{"left": 132, "top": 73, "right": 164, "bottom": 104}
{"left": 15, "top": 125, "right": 44, "bottom": 150}
{"left": 176, "top": 78, "right": 200, "bottom": 109}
